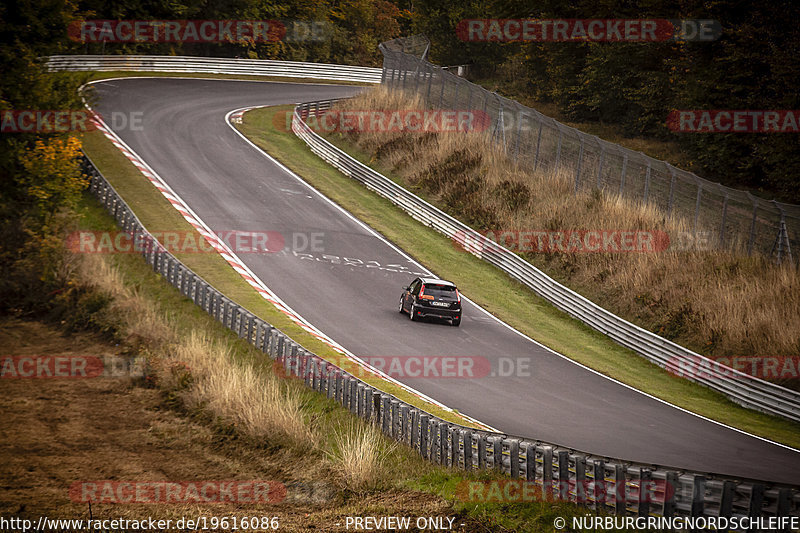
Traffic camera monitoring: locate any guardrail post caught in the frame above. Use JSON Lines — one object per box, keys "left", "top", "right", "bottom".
{"left": 491, "top": 437, "right": 503, "bottom": 472}
{"left": 356, "top": 383, "right": 365, "bottom": 417}
{"left": 410, "top": 410, "right": 419, "bottom": 451}
{"left": 381, "top": 397, "right": 391, "bottom": 435}
{"left": 663, "top": 471, "right": 678, "bottom": 518}
{"left": 371, "top": 391, "right": 381, "bottom": 425}
{"left": 718, "top": 480, "right": 735, "bottom": 519}
{"left": 614, "top": 464, "right": 627, "bottom": 515}
{"left": 438, "top": 422, "right": 448, "bottom": 465}
{"left": 690, "top": 475, "right": 706, "bottom": 518}
{"left": 477, "top": 434, "right": 487, "bottom": 470}
{"left": 557, "top": 451, "right": 570, "bottom": 500}
{"left": 593, "top": 460, "right": 606, "bottom": 511}
{"left": 335, "top": 372, "right": 344, "bottom": 403}
{"left": 748, "top": 484, "right": 764, "bottom": 520}
{"left": 542, "top": 447, "right": 553, "bottom": 499}
{"left": 575, "top": 456, "right": 586, "bottom": 505}
{"left": 777, "top": 488, "right": 792, "bottom": 526}
{"left": 450, "top": 427, "right": 460, "bottom": 467}
{"left": 389, "top": 400, "right": 399, "bottom": 439}
{"left": 509, "top": 439, "right": 520, "bottom": 478}
{"left": 419, "top": 415, "right": 429, "bottom": 459}
{"left": 638, "top": 469, "right": 652, "bottom": 517}
{"left": 524, "top": 443, "right": 536, "bottom": 482}
{"left": 400, "top": 404, "right": 409, "bottom": 443}
{"left": 304, "top": 354, "right": 314, "bottom": 387}
{"left": 349, "top": 380, "right": 358, "bottom": 414}
{"left": 462, "top": 430, "right": 473, "bottom": 471}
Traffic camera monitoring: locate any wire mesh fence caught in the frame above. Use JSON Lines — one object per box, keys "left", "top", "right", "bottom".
{"left": 378, "top": 35, "right": 797, "bottom": 265}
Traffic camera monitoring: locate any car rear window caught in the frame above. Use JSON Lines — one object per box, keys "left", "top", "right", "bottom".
{"left": 423, "top": 284, "right": 457, "bottom": 297}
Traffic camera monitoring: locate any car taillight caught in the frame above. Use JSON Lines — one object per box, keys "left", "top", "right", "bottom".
{"left": 419, "top": 285, "right": 434, "bottom": 300}
{"left": 456, "top": 289, "right": 461, "bottom": 303}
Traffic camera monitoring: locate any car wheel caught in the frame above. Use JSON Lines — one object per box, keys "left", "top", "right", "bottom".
{"left": 409, "top": 303, "right": 417, "bottom": 321}
{"left": 399, "top": 298, "right": 405, "bottom": 314}
{"left": 452, "top": 317, "right": 461, "bottom": 327}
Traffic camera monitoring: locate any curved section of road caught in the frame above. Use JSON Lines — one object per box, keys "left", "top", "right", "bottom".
{"left": 91, "top": 78, "right": 800, "bottom": 484}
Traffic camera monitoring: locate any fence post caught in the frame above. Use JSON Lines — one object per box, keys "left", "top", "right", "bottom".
{"left": 747, "top": 193, "right": 758, "bottom": 256}
{"left": 596, "top": 143, "right": 605, "bottom": 189}
{"left": 513, "top": 111, "right": 523, "bottom": 162}
{"left": 719, "top": 188, "right": 729, "bottom": 247}
{"left": 693, "top": 180, "right": 703, "bottom": 236}
{"left": 438, "top": 72, "right": 446, "bottom": 108}
{"left": 574, "top": 137, "right": 585, "bottom": 194}
{"left": 667, "top": 166, "right": 677, "bottom": 218}
{"left": 554, "top": 128, "right": 563, "bottom": 176}
{"left": 619, "top": 155, "right": 628, "bottom": 195}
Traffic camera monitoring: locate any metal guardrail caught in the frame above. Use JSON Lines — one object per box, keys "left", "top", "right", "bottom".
{"left": 46, "top": 55, "right": 383, "bottom": 84}
{"left": 82, "top": 150, "right": 800, "bottom": 521}
{"left": 379, "top": 36, "right": 798, "bottom": 265}
{"left": 291, "top": 99, "right": 800, "bottom": 425}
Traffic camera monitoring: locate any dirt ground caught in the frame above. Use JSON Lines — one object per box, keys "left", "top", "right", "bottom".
{"left": 0, "top": 319, "right": 483, "bottom": 532}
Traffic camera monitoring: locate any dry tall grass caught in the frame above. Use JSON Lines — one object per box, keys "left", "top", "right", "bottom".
{"left": 76, "top": 253, "right": 393, "bottom": 484}
{"left": 326, "top": 419, "right": 397, "bottom": 491}
{"left": 330, "top": 88, "right": 800, "bottom": 364}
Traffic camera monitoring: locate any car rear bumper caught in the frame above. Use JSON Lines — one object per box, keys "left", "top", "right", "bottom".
{"left": 414, "top": 304, "right": 461, "bottom": 320}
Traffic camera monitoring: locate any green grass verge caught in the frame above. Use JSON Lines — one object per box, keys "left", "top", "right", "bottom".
{"left": 236, "top": 104, "right": 800, "bottom": 450}
{"left": 75, "top": 181, "right": 602, "bottom": 533}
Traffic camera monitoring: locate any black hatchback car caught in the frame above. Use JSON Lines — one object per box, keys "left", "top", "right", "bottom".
{"left": 399, "top": 277, "right": 462, "bottom": 326}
